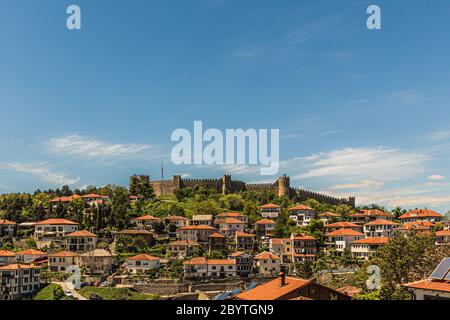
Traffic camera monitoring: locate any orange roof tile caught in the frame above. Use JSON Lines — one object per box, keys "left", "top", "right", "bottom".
{"left": 117, "top": 229, "right": 153, "bottom": 235}
{"left": 292, "top": 233, "right": 316, "bottom": 241}
{"left": 35, "top": 219, "right": 78, "bottom": 225}
{"left": 167, "top": 240, "right": 200, "bottom": 246}
{"left": 208, "top": 232, "right": 225, "bottom": 238}
{"left": 436, "top": 230, "right": 450, "bottom": 236}
{"left": 165, "top": 215, "right": 189, "bottom": 220}
{"left": 134, "top": 215, "right": 160, "bottom": 221}
{"left": 403, "top": 279, "right": 450, "bottom": 293}
{"left": 364, "top": 219, "right": 398, "bottom": 226}
{"left": 255, "top": 219, "right": 276, "bottom": 225}
{"left": 220, "top": 218, "right": 245, "bottom": 224}
{"left": 326, "top": 221, "right": 360, "bottom": 228}
{"left": 258, "top": 203, "right": 280, "bottom": 209}
{"left": 229, "top": 251, "right": 246, "bottom": 257}
{"left": 235, "top": 231, "right": 255, "bottom": 238}
{"left": 217, "top": 212, "right": 245, "bottom": 217}
{"left": 395, "top": 221, "right": 435, "bottom": 231}
{"left": 127, "top": 253, "right": 160, "bottom": 261}
{"left": 0, "top": 219, "right": 16, "bottom": 225}
{"left": 288, "top": 205, "right": 314, "bottom": 211}
{"left": 319, "top": 212, "right": 340, "bottom": 218}
{"left": 356, "top": 210, "right": 392, "bottom": 217}
{"left": 179, "top": 225, "right": 216, "bottom": 231}
{"left": 326, "top": 229, "right": 364, "bottom": 237}
{"left": 81, "top": 194, "right": 108, "bottom": 199}
{"left": 255, "top": 252, "right": 280, "bottom": 260}
{"left": 16, "top": 249, "right": 46, "bottom": 255}
{"left": 0, "top": 264, "right": 40, "bottom": 270}
{"left": 270, "top": 238, "right": 288, "bottom": 245}
{"left": 351, "top": 237, "right": 390, "bottom": 245}
{"left": 66, "top": 230, "right": 97, "bottom": 237}
{"left": 49, "top": 251, "right": 79, "bottom": 257}
{"left": 236, "top": 277, "right": 311, "bottom": 300}
{"left": 399, "top": 209, "right": 443, "bottom": 219}
{"left": 0, "top": 250, "right": 15, "bottom": 257}
{"left": 183, "top": 257, "right": 207, "bottom": 265}
{"left": 50, "top": 195, "right": 81, "bottom": 203}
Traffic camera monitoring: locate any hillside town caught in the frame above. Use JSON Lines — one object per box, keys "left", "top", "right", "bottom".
{"left": 0, "top": 174, "right": 449, "bottom": 301}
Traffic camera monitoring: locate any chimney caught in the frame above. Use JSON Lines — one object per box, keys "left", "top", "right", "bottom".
{"left": 279, "top": 272, "right": 286, "bottom": 287}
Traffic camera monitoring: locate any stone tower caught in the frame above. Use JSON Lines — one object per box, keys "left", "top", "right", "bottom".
{"left": 278, "top": 174, "right": 290, "bottom": 197}
{"left": 172, "top": 175, "right": 182, "bottom": 192}
{"left": 222, "top": 175, "right": 232, "bottom": 195}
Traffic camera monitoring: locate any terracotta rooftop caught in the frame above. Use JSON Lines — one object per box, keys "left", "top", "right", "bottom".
{"left": 255, "top": 251, "right": 280, "bottom": 260}
{"left": 403, "top": 279, "right": 450, "bottom": 293}
{"left": 0, "top": 264, "right": 40, "bottom": 270}
{"left": 355, "top": 209, "right": 392, "bottom": 217}
{"left": 167, "top": 240, "right": 200, "bottom": 246}
{"left": 217, "top": 212, "right": 245, "bottom": 218}
{"left": 127, "top": 253, "right": 160, "bottom": 261}
{"left": 326, "top": 221, "right": 360, "bottom": 228}
{"left": 50, "top": 195, "right": 80, "bottom": 203}
{"left": 336, "top": 286, "right": 361, "bottom": 297}
{"left": 399, "top": 209, "right": 442, "bottom": 219}
{"left": 165, "top": 215, "right": 189, "bottom": 221}
{"left": 292, "top": 233, "right": 316, "bottom": 241}
{"left": 0, "top": 219, "right": 16, "bottom": 225}
{"left": 288, "top": 204, "right": 314, "bottom": 211}
{"left": 351, "top": 237, "right": 390, "bottom": 245}
{"left": 192, "top": 215, "right": 213, "bottom": 221}
{"left": 207, "top": 259, "right": 236, "bottom": 265}
{"left": 218, "top": 218, "right": 245, "bottom": 224}
{"left": 235, "top": 231, "right": 255, "bottom": 238}
{"left": 49, "top": 251, "right": 79, "bottom": 257}
{"left": 16, "top": 249, "right": 46, "bottom": 255}
{"left": 236, "top": 276, "right": 311, "bottom": 300}
{"left": 134, "top": 215, "right": 160, "bottom": 221}
{"left": 258, "top": 203, "right": 280, "bottom": 209}
{"left": 326, "top": 228, "right": 364, "bottom": 237}
{"left": 319, "top": 212, "right": 340, "bottom": 217}
{"left": 183, "top": 257, "right": 207, "bottom": 265}
{"left": 35, "top": 219, "right": 78, "bottom": 225}
{"left": 117, "top": 229, "right": 153, "bottom": 235}
{"left": 364, "top": 219, "right": 398, "bottom": 226}
{"left": 179, "top": 225, "right": 216, "bottom": 231}
{"left": 436, "top": 230, "right": 450, "bottom": 236}
{"left": 81, "top": 194, "right": 109, "bottom": 199}
{"left": 0, "top": 250, "right": 15, "bottom": 257}
{"left": 208, "top": 232, "right": 225, "bottom": 238}
{"left": 255, "top": 219, "right": 276, "bottom": 225}
{"left": 66, "top": 230, "right": 97, "bottom": 237}
{"left": 270, "top": 238, "right": 289, "bottom": 245}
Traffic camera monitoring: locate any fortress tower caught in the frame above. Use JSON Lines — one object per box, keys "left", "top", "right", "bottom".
{"left": 278, "top": 174, "right": 290, "bottom": 197}
{"left": 221, "top": 175, "right": 232, "bottom": 195}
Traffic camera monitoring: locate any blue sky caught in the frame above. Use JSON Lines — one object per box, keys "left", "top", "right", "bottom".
{"left": 1, "top": 0, "right": 450, "bottom": 212}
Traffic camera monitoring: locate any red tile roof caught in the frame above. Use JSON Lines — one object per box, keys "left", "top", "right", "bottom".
{"left": 117, "top": 229, "right": 153, "bottom": 235}
{"left": 235, "top": 231, "right": 255, "bottom": 238}
{"left": 403, "top": 279, "right": 450, "bottom": 293}
{"left": 50, "top": 195, "right": 81, "bottom": 203}
{"left": 208, "top": 232, "right": 225, "bottom": 238}
{"left": 326, "top": 229, "right": 364, "bottom": 237}
{"left": 81, "top": 194, "right": 108, "bottom": 199}
{"left": 179, "top": 225, "right": 216, "bottom": 231}
{"left": 183, "top": 257, "right": 207, "bottom": 265}
{"left": 258, "top": 203, "right": 281, "bottom": 209}
{"left": 270, "top": 238, "right": 289, "bottom": 245}
{"left": 436, "top": 230, "right": 450, "bottom": 236}
{"left": 207, "top": 259, "right": 236, "bottom": 265}
{"left": 399, "top": 209, "right": 442, "bottom": 219}
{"left": 66, "top": 230, "right": 97, "bottom": 237}
{"left": 364, "top": 219, "right": 398, "bottom": 226}
{"left": 395, "top": 221, "right": 435, "bottom": 231}
{"left": 288, "top": 205, "right": 314, "bottom": 211}
{"left": 134, "top": 215, "right": 160, "bottom": 221}
{"left": 255, "top": 252, "right": 280, "bottom": 260}
{"left": 35, "top": 219, "right": 78, "bottom": 225}
{"left": 292, "top": 233, "right": 316, "bottom": 241}
{"left": 351, "top": 237, "right": 390, "bottom": 245}
{"left": 0, "top": 250, "right": 15, "bottom": 257}
{"left": 217, "top": 212, "right": 245, "bottom": 217}
{"left": 255, "top": 219, "right": 276, "bottom": 225}
{"left": 326, "top": 221, "right": 360, "bottom": 228}
{"left": 0, "top": 264, "right": 40, "bottom": 270}
{"left": 49, "top": 251, "right": 79, "bottom": 257}
{"left": 218, "top": 218, "right": 245, "bottom": 224}
{"left": 229, "top": 251, "right": 246, "bottom": 257}
{"left": 0, "top": 219, "right": 16, "bottom": 225}
{"left": 16, "top": 249, "right": 46, "bottom": 255}
{"left": 127, "top": 253, "right": 160, "bottom": 261}
{"left": 236, "top": 276, "right": 311, "bottom": 300}
{"left": 356, "top": 209, "right": 392, "bottom": 217}
{"left": 167, "top": 240, "right": 200, "bottom": 246}
{"left": 165, "top": 215, "right": 189, "bottom": 220}
{"left": 319, "top": 212, "right": 340, "bottom": 218}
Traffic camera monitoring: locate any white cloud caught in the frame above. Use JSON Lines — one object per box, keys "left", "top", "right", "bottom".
{"left": 48, "top": 135, "right": 153, "bottom": 161}
{"left": 330, "top": 179, "right": 384, "bottom": 190}
{"left": 425, "top": 130, "right": 450, "bottom": 141}
{"left": 292, "top": 147, "right": 429, "bottom": 182}
{"left": 0, "top": 162, "right": 80, "bottom": 186}
{"left": 233, "top": 46, "right": 264, "bottom": 59}
{"left": 428, "top": 174, "right": 445, "bottom": 181}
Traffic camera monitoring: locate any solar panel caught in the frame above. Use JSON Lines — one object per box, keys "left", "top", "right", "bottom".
{"left": 430, "top": 257, "right": 450, "bottom": 280}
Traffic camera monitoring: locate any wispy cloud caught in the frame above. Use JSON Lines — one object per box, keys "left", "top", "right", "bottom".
{"left": 0, "top": 162, "right": 80, "bottom": 186}
{"left": 47, "top": 135, "right": 154, "bottom": 162}
{"left": 293, "top": 147, "right": 430, "bottom": 182}
{"left": 424, "top": 130, "right": 450, "bottom": 141}
{"left": 428, "top": 174, "right": 446, "bottom": 181}
{"left": 330, "top": 179, "right": 384, "bottom": 191}
{"left": 233, "top": 45, "right": 264, "bottom": 59}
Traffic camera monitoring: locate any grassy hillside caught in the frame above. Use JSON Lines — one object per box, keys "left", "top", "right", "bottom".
{"left": 78, "top": 286, "right": 159, "bottom": 300}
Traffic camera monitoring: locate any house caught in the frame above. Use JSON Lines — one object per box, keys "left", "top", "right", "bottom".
{"left": 291, "top": 233, "right": 317, "bottom": 263}
{"left": 164, "top": 216, "right": 190, "bottom": 230}
{"left": 49, "top": 194, "right": 80, "bottom": 206}
{"left": 216, "top": 212, "right": 248, "bottom": 224}
{"left": 132, "top": 215, "right": 161, "bottom": 231}
{"left": 166, "top": 240, "right": 200, "bottom": 258}
{"left": 0, "top": 250, "right": 15, "bottom": 266}
{"left": 207, "top": 259, "right": 237, "bottom": 278}
{"left": 179, "top": 225, "right": 218, "bottom": 244}
{"left": 255, "top": 251, "right": 281, "bottom": 276}
{"left": 208, "top": 232, "right": 226, "bottom": 251}
{"left": 318, "top": 212, "right": 341, "bottom": 224}
{"left": 80, "top": 194, "right": 109, "bottom": 203}
{"left": 235, "top": 231, "right": 256, "bottom": 252}
{"left": 436, "top": 230, "right": 450, "bottom": 245}
{"left": 228, "top": 252, "right": 254, "bottom": 277}
{"left": 191, "top": 215, "right": 213, "bottom": 226}
{"left": 351, "top": 237, "right": 390, "bottom": 260}
{"left": 269, "top": 238, "right": 292, "bottom": 265}
{"left": 255, "top": 219, "right": 276, "bottom": 237}
{"left": 126, "top": 254, "right": 160, "bottom": 274}
{"left": 235, "top": 273, "right": 351, "bottom": 300}
{"left": 394, "top": 221, "right": 434, "bottom": 235}
{"left": 350, "top": 210, "right": 394, "bottom": 225}
{"left": 183, "top": 257, "right": 208, "bottom": 280}
{"left": 34, "top": 219, "right": 79, "bottom": 240}
{"left": 325, "top": 221, "right": 363, "bottom": 233}
{"left": 0, "top": 264, "right": 41, "bottom": 300}
{"left": 48, "top": 251, "right": 79, "bottom": 272}
{"left": 77, "top": 249, "right": 115, "bottom": 275}
{"left": 403, "top": 258, "right": 450, "bottom": 300}
{"left": 65, "top": 230, "right": 97, "bottom": 252}
{"left": 0, "top": 219, "right": 16, "bottom": 238}
{"left": 399, "top": 208, "right": 443, "bottom": 224}
{"left": 288, "top": 205, "right": 316, "bottom": 227}
{"left": 325, "top": 229, "right": 364, "bottom": 253}
{"left": 258, "top": 203, "right": 281, "bottom": 220}
{"left": 16, "top": 249, "right": 47, "bottom": 264}
{"left": 116, "top": 229, "right": 155, "bottom": 246}
{"left": 216, "top": 218, "right": 245, "bottom": 238}
{"left": 363, "top": 219, "right": 398, "bottom": 238}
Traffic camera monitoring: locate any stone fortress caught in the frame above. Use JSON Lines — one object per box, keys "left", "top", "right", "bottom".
{"left": 130, "top": 174, "right": 355, "bottom": 208}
